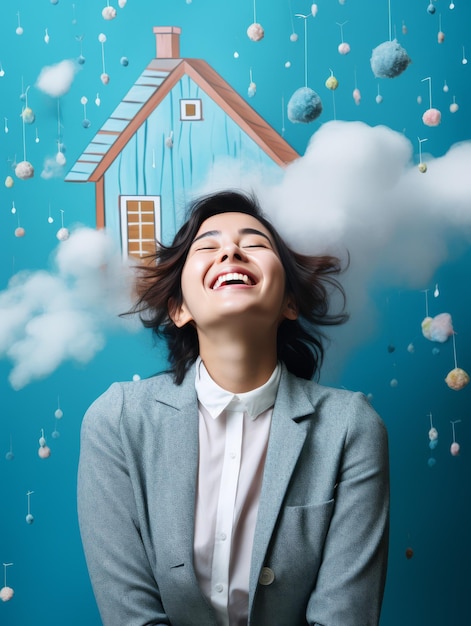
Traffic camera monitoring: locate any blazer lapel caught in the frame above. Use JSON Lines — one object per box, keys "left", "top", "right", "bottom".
{"left": 151, "top": 365, "right": 200, "bottom": 567}
{"left": 248, "top": 367, "right": 315, "bottom": 605}
{"left": 148, "top": 366, "right": 219, "bottom": 624}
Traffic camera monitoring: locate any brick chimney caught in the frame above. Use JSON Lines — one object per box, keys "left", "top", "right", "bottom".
{"left": 153, "top": 26, "right": 181, "bottom": 59}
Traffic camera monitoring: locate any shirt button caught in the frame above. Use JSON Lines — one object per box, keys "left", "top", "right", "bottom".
{"left": 215, "top": 583, "right": 224, "bottom": 593}
{"left": 258, "top": 567, "right": 275, "bottom": 586}
{"left": 229, "top": 451, "right": 237, "bottom": 459}
{"left": 218, "top": 532, "right": 227, "bottom": 541}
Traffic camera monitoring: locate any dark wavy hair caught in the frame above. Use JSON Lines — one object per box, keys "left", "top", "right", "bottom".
{"left": 131, "top": 190, "right": 349, "bottom": 384}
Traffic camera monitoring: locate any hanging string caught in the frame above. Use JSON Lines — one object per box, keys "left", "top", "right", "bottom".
{"left": 288, "top": 0, "right": 295, "bottom": 37}
{"left": 21, "top": 87, "right": 30, "bottom": 161}
{"left": 281, "top": 95, "right": 285, "bottom": 134}
{"left": 452, "top": 331, "right": 458, "bottom": 369}
{"left": 26, "top": 490, "right": 34, "bottom": 517}
{"left": 3, "top": 563, "right": 13, "bottom": 588}
{"left": 422, "top": 76, "right": 433, "bottom": 109}
{"left": 57, "top": 99, "right": 62, "bottom": 151}
{"left": 451, "top": 419, "right": 461, "bottom": 442}
{"left": 418, "top": 137, "right": 428, "bottom": 163}
{"left": 21, "top": 116, "right": 27, "bottom": 161}
{"left": 295, "top": 14, "right": 310, "bottom": 87}
{"left": 303, "top": 17, "right": 308, "bottom": 86}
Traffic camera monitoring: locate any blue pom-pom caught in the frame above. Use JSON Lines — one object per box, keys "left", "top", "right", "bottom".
{"left": 370, "top": 39, "right": 411, "bottom": 78}
{"left": 287, "top": 87, "right": 323, "bottom": 124}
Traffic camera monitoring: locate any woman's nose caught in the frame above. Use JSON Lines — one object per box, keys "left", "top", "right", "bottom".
{"left": 219, "top": 241, "right": 247, "bottom": 263}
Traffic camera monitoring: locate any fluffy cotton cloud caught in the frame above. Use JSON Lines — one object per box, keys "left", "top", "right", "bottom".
{"left": 0, "top": 228, "right": 137, "bottom": 389}
{"left": 36, "top": 59, "right": 78, "bottom": 97}
{"left": 199, "top": 121, "right": 471, "bottom": 373}
{"left": 3, "top": 121, "right": 471, "bottom": 387}
{"left": 202, "top": 120, "right": 471, "bottom": 285}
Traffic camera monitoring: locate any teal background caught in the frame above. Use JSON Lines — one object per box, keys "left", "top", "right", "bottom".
{"left": 1, "top": 1, "right": 470, "bottom": 624}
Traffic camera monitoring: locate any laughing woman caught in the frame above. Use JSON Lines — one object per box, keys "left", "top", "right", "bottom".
{"left": 77, "top": 190, "right": 389, "bottom": 626}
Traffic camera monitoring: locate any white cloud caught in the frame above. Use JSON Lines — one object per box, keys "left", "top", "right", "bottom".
{"left": 0, "top": 228, "right": 137, "bottom": 389}
{"left": 36, "top": 59, "right": 78, "bottom": 97}
{"left": 200, "top": 121, "right": 471, "bottom": 372}
{"left": 3, "top": 121, "right": 471, "bottom": 387}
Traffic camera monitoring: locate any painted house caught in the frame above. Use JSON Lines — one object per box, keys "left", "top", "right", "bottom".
{"left": 65, "top": 26, "right": 299, "bottom": 258}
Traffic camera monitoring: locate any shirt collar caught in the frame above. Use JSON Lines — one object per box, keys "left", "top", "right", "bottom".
{"left": 195, "top": 357, "right": 281, "bottom": 420}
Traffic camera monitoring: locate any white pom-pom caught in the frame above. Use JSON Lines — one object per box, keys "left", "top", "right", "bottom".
{"left": 15, "top": 160, "right": 34, "bottom": 179}
{"left": 102, "top": 6, "right": 117, "bottom": 20}
{"left": 56, "top": 227, "right": 70, "bottom": 241}
{"left": 56, "top": 151, "right": 66, "bottom": 166}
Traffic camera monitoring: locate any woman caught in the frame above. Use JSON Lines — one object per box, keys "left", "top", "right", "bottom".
{"left": 78, "top": 190, "right": 389, "bottom": 626}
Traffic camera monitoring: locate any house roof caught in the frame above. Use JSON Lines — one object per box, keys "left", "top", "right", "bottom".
{"left": 65, "top": 54, "right": 299, "bottom": 184}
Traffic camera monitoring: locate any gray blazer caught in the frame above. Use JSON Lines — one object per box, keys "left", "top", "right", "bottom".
{"left": 77, "top": 363, "right": 389, "bottom": 626}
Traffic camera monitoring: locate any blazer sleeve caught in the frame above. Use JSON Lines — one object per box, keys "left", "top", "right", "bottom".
{"left": 307, "top": 392, "right": 390, "bottom": 626}
{"left": 77, "top": 383, "right": 171, "bottom": 626}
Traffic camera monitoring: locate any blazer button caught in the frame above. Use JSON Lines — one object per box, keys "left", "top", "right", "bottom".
{"left": 258, "top": 567, "right": 275, "bottom": 586}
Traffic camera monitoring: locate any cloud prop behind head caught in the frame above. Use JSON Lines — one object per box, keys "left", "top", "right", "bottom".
{"left": 0, "top": 228, "right": 136, "bottom": 390}
{"left": 200, "top": 121, "right": 471, "bottom": 372}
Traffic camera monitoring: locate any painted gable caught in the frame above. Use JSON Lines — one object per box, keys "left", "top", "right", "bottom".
{"left": 66, "top": 29, "right": 299, "bottom": 257}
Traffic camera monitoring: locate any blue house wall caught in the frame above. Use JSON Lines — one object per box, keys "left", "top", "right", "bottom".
{"left": 102, "top": 75, "right": 281, "bottom": 246}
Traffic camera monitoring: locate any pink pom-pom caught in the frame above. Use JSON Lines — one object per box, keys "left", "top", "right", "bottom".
{"left": 14, "top": 227, "right": 25, "bottom": 238}
{"left": 421, "top": 313, "right": 453, "bottom": 343}
{"left": 38, "top": 445, "right": 51, "bottom": 459}
{"left": 247, "top": 23, "right": 264, "bottom": 42}
{"left": 338, "top": 42, "right": 350, "bottom": 55}
{"left": 450, "top": 442, "right": 460, "bottom": 456}
{"left": 422, "top": 108, "right": 441, "bottom": 127}
{"left": 0, "top": 586, "right": 14, "bottom": 602}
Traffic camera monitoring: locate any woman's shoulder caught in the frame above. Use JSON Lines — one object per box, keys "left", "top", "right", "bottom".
{"left": 283, "top": 368, "right": 385, "bottom": 431}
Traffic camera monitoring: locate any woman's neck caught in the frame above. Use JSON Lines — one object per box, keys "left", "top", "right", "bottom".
{"left": 197, "top": 328, "right": 278, "bottom": 393}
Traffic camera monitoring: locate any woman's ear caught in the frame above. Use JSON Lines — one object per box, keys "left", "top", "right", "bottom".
{"left": 168, "top": 298, "right": 193, "bottom": 328}
{"left": 282, "top": 295, "right": 298, "bottom": 321}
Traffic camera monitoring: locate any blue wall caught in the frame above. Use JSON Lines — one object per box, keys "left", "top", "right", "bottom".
{"left": 1, "top": 2, "right": 470, "bottom": 624}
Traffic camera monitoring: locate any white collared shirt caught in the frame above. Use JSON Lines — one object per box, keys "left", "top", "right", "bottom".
{"left": 193, "top": 358, "right": 281, "bottom": 626}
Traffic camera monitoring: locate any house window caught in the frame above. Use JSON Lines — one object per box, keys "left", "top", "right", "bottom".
{"left": 180, "top": 98, "right": 203, "bottom": 121}
{"left": 119, "top": 195, "right": 161, "bottom": 259}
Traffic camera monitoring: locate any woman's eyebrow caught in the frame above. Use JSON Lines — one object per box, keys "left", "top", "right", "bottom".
{"left": 191, "top": 230, "right": 220, "bottom": 244}
{"left": 239, "top": 228, "right": 271, "bottom": 242}
{"left": 191, "top": 227, "right": 272, "bottom": 245}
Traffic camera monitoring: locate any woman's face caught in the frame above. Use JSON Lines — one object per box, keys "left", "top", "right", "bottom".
{"left": 171, "top": 212, "right": 297, "bottom": 332}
